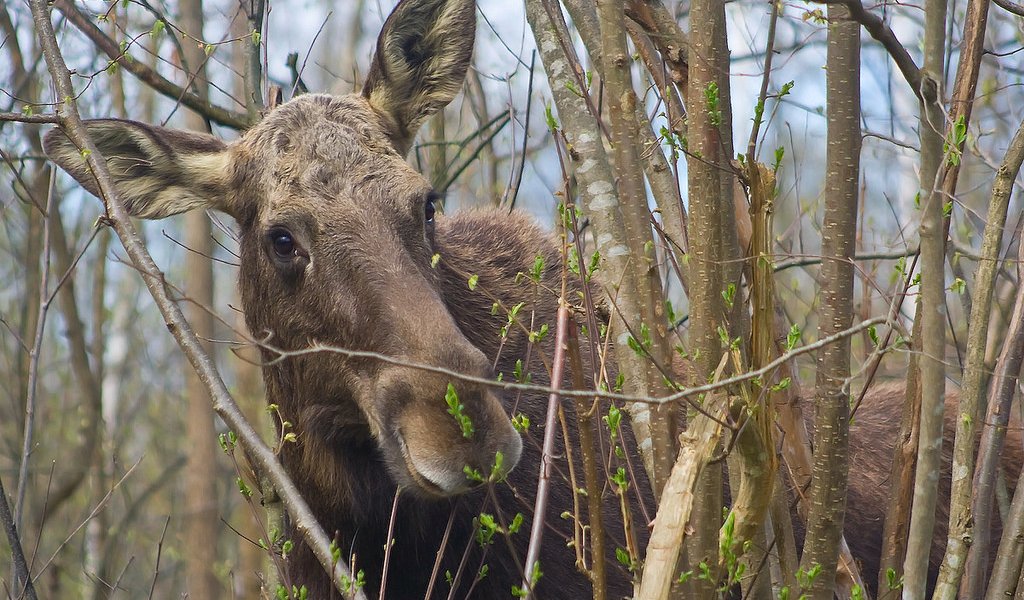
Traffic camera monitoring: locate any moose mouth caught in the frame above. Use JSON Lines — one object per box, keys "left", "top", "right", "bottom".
{"left": 393, "top": 431, "right": 466, "bottom": 497}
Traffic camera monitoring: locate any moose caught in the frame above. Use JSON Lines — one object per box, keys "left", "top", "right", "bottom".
{"left": 44, "top": 0, "right": 1021, "bottom": 597}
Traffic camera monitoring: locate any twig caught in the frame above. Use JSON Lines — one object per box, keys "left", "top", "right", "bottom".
{"left": 502, "top": 50, "right": 535, "bottom": 209}
{"left": 0, "top": 472, "right": 38, "bottom": 600}
{"left": 993, "top": 0, "right": 1024, "bottom": 16}
{"left": 745, "top": 0, "right": 780, "bottom": 164}
{"left": 247, "top": 315, "right": 888, "bottom": 407}
{"left": 0, "top": 111, "right": 59, "bottom": 124}
{"left": 378, "top": 489, "right": 401, "bottom": 600}
{"left": 52, "top": 0, "right": 251, "bottom": 129}
{"left": 520, "top": 302, "right": 570, "bottom": 599}
{"left": 811, "top": 0, "right": 925, "bottom": 98}
{"left": 14, "top": 169, "right": 54, "bottom": 540}
{"left": 147, "top": 516, "right": 171, "bottom": 600}
{"left": 289, "top": 11, "right": 331, "bottom": 99}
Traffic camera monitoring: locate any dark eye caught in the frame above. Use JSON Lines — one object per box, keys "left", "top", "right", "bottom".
{"left": 424, "top": 192, "right": 439, "bottom": 224}
{"left": 271, "top": 230, "right": 295, "bottom": 257}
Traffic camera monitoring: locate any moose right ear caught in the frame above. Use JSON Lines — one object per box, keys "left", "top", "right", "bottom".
{"left": 44, "top": 119, "right": 234, "bottom": 220}
{"left": 362, "top": 0, "right": 476, "bottom": 155}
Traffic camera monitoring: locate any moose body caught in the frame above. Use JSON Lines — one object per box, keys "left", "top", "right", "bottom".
{"left": 43, "top": 0, "right": 1023, "bottom": 598}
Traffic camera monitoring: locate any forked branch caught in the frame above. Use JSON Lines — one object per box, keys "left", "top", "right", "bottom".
{"left": 52, "top": 0, "right": 252, "bottom": 130}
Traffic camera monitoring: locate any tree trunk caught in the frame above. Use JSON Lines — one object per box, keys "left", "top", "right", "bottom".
{"left": 178, "top": 0, "right": 222, "bottom": 596}
{"left": 685, "top": 0, "right": 737, "bottom": 594}
{"left": 798, "top": 5, "right": 860, "bottom": 599}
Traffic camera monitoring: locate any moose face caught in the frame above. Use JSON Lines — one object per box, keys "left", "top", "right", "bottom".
{"left": 44, "top": 0, "right": 522, "bottom": 497}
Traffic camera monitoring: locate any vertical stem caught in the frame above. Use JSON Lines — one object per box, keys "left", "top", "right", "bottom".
{"left": 798, "top": 5, "right": 860, "bottom": 599}
{"left": 177, "top": 0, "right": 223, "bottom": 596}
{"left": 685, "top": 0, "right": 739, "bottom": 593}
{"left": 0, "top": 472, "right": 38, "bottom": 600}
{"left": 14, "top": 176, "right": 53, "bottom": 537}
{"left": 963, "top": 117, "right": 1024, "bottom": 599}
{"left": 525, "top": 0, "right": 663, "bottom": 492}
{"left": 932, "top": 0, "right": 994, "bottom": 592}
{"left": 522, "top": 303, "right": 570, "bottom": 598}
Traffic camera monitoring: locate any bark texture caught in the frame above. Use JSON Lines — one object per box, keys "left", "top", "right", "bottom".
{"left": 178, "top": 0, "right": 222, "bottom": 596}
{"left": 798, "top": 6, "right": 860, "bottom": 599}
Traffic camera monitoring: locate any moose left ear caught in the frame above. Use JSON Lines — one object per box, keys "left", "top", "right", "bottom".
{"left": 362, "top": 0, "right": 476, "bottom": 155}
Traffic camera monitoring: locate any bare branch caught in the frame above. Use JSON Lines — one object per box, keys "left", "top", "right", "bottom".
{"left": 962, "top": 113, "right": 1024, "bottom": 599}
{"left": 811, "top": 0, "right": 926, "bottom": 100}
{"left": 51, "top": 0, "right": 252, "bottom": 130}
{"left": 521, "top": 303, "right": 569, "bottom": 599}
{"left": 0, "top": 111, "right": 59, "bottom": 124}
{"left": 0, "top": 473, "right": 38, "bottom": 600}
{"left": 993, "top": 0, "right": 1024, "bottom": 16}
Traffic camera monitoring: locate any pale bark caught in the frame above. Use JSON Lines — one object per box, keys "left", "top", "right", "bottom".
{"left": 524, "top": 0, "right": 668, "bottom": 492}
{"left": 733, "top": 163, "right": 778, "bottom": 599}
{"left": 635, "top": 392, "right": 730, "bottom": 600}
{"left": 594, "top": 0, "right": 675, "bottom": 497}
{"left": 561, "top": 0, "right": 689, "bottom": 289}
{"left": 798, "top": 6, "right": 860, "bottom": 599}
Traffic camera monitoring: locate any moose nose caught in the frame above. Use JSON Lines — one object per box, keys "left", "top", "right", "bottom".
{"left": 410, "top": 421, "right": 522, "bottom": 495}
{"left": 396, "top": 384, "right": 524, "bottom": 496}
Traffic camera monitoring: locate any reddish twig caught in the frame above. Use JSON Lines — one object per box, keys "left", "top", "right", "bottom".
{"left": 520, "top": 302, "right": 570, "bottom": 599}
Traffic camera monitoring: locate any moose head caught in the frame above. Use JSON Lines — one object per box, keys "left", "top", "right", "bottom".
{"left": 45, "top": 0, "right": 522, "bottom": 499}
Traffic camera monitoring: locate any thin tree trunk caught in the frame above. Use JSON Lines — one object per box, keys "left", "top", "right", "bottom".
{"left": 684, "top": 0, "right": 735, "bottom": 593}
{"left": 930, "top": 0, "right": 994, "bottom": 592}
{"left": 524, "top": 0, "right": 669, "bottom": 494}
{"left": 178, "top": 0, "right": 222, "bottom": 596}
{"left": 797, "top": 6, "right": 860, "bottom": 600}
{"left": 229, "top": 7, "right": 269, "bottom": 596}
{"left": 984, "top": 238, "right": 1024, "bottom": 598}
{"left": 594, "top": 0, "right": 675, "bottom": 497}
{"left": 878, "top": 0, "right": 946, "bottom": 590}
{"left": 964, "top": 116, "right": 1024, "bottom": 598}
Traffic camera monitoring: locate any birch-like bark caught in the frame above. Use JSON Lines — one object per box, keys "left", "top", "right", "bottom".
{"left": 561, "top": 0, "right": 689, "bottom": 289}
{"left": 524, "top": 0, "right": 668, "bottom": 492}
{"left": 798, "top": 6, "right": 860, "bottom": 599}
{"left": 594, "top": 0, "right": 676, "bottom": 496}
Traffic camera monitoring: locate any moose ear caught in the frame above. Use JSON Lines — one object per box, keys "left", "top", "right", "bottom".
{"left": 362, "top": 0, "right": 475, "bottom": 154}
{"left": 43, "top": 119, "right": 234, "bottom": 220}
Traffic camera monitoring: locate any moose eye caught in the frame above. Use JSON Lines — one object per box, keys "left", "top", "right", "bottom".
{"left": 271, "top": 230, "right": 296, "bottom": 257}
{"left": 424, "top": 194, "right": 437, "bottom": 224}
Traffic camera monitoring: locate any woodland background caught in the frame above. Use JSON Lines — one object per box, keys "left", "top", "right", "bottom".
{"left": 2, "top": 0, "right": 1024, "bottom": 598}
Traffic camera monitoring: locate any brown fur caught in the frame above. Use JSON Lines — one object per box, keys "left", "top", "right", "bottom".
{"left": 42, "top": 0, "right": 1022, "bottom": 597}
{"left": 834, "top": 383, "right": 1022, "bottom": 596}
